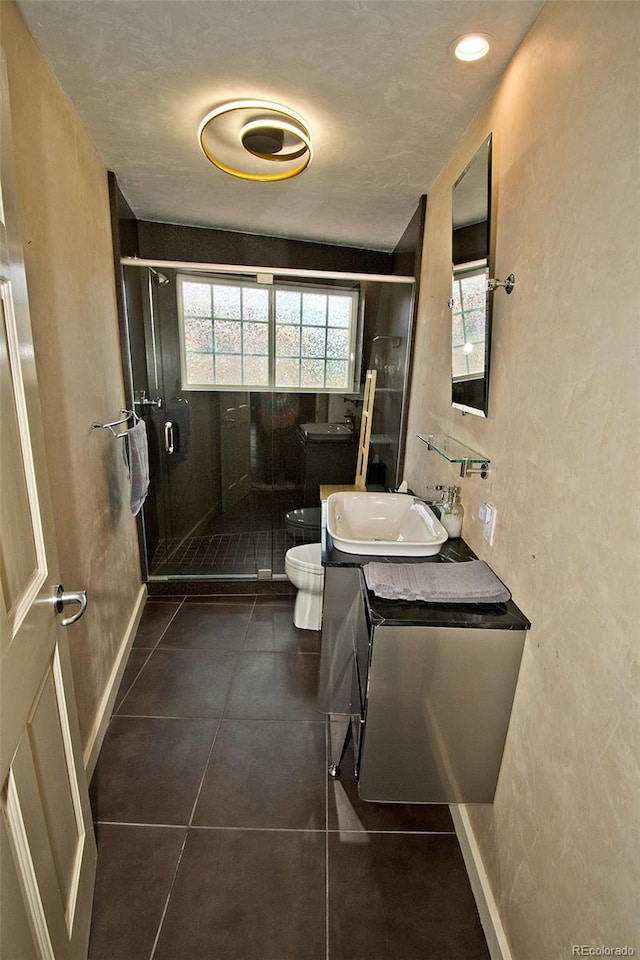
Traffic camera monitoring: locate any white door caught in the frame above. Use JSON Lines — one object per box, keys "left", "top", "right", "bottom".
{"left": 0, "top": 51, "right": 96, "bottom": 959}
{"left": 220, "top": 391, "right": 251, "bottom": 512}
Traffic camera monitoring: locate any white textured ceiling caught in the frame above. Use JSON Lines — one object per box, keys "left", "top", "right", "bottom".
{"left": 16, "top": 0, "right": 544, "bottom": 251}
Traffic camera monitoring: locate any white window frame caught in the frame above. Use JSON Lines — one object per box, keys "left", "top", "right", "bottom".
{"left": 176, "top": 274, "right": 361, "bottom": 392}
{"left": 451, "top": 259, "right": 489, "bottom": 382}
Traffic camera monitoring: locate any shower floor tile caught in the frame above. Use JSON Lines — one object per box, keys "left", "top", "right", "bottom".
{"left": 150, "top": 528, "right": 290, "bottom": 577}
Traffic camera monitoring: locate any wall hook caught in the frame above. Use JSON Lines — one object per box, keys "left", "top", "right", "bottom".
{"left": 488, "top": 273, "right": 516, "bottom": 295}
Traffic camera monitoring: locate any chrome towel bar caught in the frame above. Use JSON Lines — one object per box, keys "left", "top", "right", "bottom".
{"left": 92, "top": 409, "right": 139, "bottom": 438}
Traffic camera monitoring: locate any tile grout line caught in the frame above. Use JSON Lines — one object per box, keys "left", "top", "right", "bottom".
{"left": 147, "top": 826, "right": 190, "bottom": 960}
{"left": 95, "top": 596, "right": 327, "bottom": 959}
{"left": 112, "top": 650, "right": 154, "bottom": 714}
{"left": 154, "top": 596, "right": 187, "bottom": 647}
{"left": 131, "top": 595, "right": 223, "bottom": 960}
{"left": 97, "top": 593, "right": 186, "bottom": 960}
{"left": 118, "top": 596, "right": 258, "bottom": 719}
{"left": 325, "top": 717, "right": 330, "bottom": 960}
{"left": 177, "top": 593, "right": 258, "bottom": 830}
{"left": 113, "top": 597, "right": 187, "bottom": 714}
{"left": 115, "top": 711, "right": 325, "bottom": 723}
{"left": 148, "top": 706, "right": 226, "bottom": 958}
{"left": 148, "top": 594, "right": 302, "bottom": 960}
{"left": 93, "top": 817, "right": 455, "bottom": 836}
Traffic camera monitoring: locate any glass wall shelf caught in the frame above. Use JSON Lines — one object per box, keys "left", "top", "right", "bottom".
{"left": 417, "top": 434, "right": 490, "bottom": 478}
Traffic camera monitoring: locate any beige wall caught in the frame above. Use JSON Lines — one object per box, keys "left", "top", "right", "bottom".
{"left": 1, "top": 4, "right": 142, "bottom": 752}
{"left": 404, "top": 2, "right": 639, "bottom": 955}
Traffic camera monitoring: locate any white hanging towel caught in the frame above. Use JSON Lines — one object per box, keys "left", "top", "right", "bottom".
{"left": 123, "top": 419, "right": 150, "bottom": 515}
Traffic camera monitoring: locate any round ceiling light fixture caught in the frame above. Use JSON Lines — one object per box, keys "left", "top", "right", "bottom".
{"left": 198, "top": 99, "right": 313, "bottom": 182}
{"left": 450, "top": 34, "right": 492, "bottom": 62}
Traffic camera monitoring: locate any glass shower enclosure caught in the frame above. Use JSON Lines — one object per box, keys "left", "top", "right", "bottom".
{"left": 121, "top": 261, "right": 414, "bottom": 583}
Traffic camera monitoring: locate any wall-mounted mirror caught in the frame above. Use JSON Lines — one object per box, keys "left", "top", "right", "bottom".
{"left": 450, "top": 135, "right": 492, "bottom": 417}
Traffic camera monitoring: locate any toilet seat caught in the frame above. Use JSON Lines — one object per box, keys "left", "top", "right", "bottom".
{"left": 285, "top": 542, "right": 323, "bottom": 573}
{"left": 285, "top": 507, "right": 322, "bottom": 542}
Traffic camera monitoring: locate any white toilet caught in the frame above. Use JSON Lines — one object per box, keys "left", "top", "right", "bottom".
{"left": 284, "top": 542, "right": 324, "bottom": 630}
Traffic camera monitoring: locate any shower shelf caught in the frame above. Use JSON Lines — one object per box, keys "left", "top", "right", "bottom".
{"left": 418, "top": 434, "right": 490, "bottom": 479}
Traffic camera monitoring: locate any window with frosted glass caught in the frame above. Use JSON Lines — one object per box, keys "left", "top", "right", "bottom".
{"left": 451, "top": 267, "right": 487, "bottom": 380}
{"left": 180, "top": 279, "right": 270, "bottom": 387}
{"left": 274, "top": 288, "right": 355, "bottom": 390}
{"left": 178, "top": 275, "right": 358, "bottom": 391}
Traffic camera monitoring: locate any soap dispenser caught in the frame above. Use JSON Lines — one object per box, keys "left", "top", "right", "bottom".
{"left": 439, "top": 485, "right": 464, "bottom": 538}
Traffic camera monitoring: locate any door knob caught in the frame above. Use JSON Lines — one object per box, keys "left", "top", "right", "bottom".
{"left": 53, "top": 585, "right": 88, "bottom": 627}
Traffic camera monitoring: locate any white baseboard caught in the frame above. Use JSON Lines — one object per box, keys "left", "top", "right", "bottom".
{"left": 450, "top": 804, "right": 513, "bottom": 960}
{"left": 83, "top": 584, "right": 147, "bottom": 780}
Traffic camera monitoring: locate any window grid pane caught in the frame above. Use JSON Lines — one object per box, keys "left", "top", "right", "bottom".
{"left": 451, "top": 271, "right": 487, "bottom": 379}
{"left": 301, "top": 326, "right": 327, "bottom": 358}
{"left": 180, "top": 276, "right": 357, "bottom": 390}
{"left": 276, "top": 324, "right": 301, "bottom": 358}
{"left": 301, "top": 292, "right": 327, "bottom": 326}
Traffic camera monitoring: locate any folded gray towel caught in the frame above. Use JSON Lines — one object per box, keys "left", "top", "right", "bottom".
{"left": 123, "top": 419, "right": 150, "bottom": 515}
{"left": 363, "top": 559, "right": 511, "bottom": 603}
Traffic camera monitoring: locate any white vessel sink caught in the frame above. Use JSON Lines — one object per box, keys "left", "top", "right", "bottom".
{"left": 326, "top": 492, "right": 448, "bottom": 557}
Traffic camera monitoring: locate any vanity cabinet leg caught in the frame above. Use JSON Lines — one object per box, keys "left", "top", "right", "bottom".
{"left": 328, "top": 719, "right": 354, "bottom": 779}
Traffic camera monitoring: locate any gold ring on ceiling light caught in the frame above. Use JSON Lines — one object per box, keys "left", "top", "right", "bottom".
{"left": 198, "top": 99, "right": 313, "bottom": 182}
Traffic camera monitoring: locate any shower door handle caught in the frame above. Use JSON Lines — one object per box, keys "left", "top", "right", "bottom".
{"left": 164, "top": 421, "right": 175, "bottom": 454}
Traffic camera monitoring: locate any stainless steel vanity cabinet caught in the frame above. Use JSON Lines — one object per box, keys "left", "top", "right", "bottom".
{"left": 319, "top": 544, "right": 530, "bottom": 804}
{"left": 318, "top": 567, "right": 366, "bottom": 716}
{"left": 357, "top": 621, "right": 526, "bottom": 803}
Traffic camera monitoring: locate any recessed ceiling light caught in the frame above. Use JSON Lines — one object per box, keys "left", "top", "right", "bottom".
{"left": 450, "top": 34, "right": 492, "bottom": 62}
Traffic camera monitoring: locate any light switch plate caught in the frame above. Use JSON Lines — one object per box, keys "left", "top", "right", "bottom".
{"left": 482, "top": 503, "right": 497, "bottom": 545}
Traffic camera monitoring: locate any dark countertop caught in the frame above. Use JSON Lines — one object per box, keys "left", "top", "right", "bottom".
{"left": 321, "top": 504, "right": 530, "bottom": 631}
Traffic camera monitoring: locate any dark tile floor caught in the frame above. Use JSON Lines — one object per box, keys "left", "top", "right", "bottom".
{"left": 88, "top": 596, "right": 490, "bottom": 960}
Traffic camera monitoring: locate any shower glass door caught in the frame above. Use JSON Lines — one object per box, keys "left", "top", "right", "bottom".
{"left": 123, "top": 264, "right": 296, "bottom": 579}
